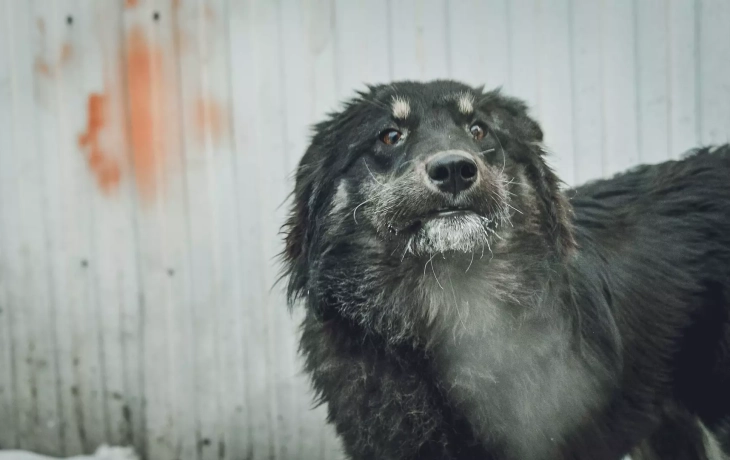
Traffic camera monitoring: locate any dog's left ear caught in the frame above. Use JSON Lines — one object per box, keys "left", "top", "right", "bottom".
{"left": 477, "top": 88, "right": 544, "bottom": 143}
{"left": 477, "top": 87, "right": 575, "bottom": 257}
{"left": 522, "top": 152, "right": 577, "bottom": 258}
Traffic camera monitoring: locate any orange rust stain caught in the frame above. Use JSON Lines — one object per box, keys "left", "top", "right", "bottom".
{"left": 60, "top": 43, "right": 73, "bottom": 65}
{"left": 195, "top": 98, "right": 227, "bottom": 145}
{"left": 125, "top": 26, "right": 165, "bottom": 200}
{"left": 35, "top": 58, "right": 52, "bottom": 77}
{"left": 125, "top": 0, "right": 139, "bottom": 7}
{"left": 78, "top": 94, "right": 122, "bottom": 193}
{"left": 35, "top": 43, "right": 74, "bottom": 78}
{"left": 172, "top": 0, "right": 181, "bottom": 10}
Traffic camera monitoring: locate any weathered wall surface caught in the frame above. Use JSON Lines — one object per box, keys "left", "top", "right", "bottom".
{"left": 0, "top": 0, "right": 728, "bottom": 459}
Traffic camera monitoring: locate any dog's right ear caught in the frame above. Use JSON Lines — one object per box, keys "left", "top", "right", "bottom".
{"left": 282, "top": 162, "right": 315, "bottom": 305}
{"left": 281, "top": 120, "right": 338, "bottom": 305}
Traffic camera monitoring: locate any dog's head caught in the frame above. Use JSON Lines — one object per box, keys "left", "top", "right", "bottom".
{"left": 282, "top": 80, "right": 575, "bottom": 310}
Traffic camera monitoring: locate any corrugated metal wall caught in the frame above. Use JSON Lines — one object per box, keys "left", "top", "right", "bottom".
{"left": 0, "top": 0, "right": 728, "bottom": 459}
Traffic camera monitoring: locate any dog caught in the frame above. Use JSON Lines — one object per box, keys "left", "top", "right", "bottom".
{"left": 280, "top": 80, "right": 730, "bottom": 460}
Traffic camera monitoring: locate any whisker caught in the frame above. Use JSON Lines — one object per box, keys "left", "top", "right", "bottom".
{"left": 506, "top": 203, "right": 523, "bottom": 215}
{"left": 352, "top": 199, "right": 371, "bottom": 224}
{"left": 364, "top": 160, "right": 385, "bottom": 187}
{"left": 493, "top": 131, "right": 507, "bottom": 177}
{"left": 430, "top": 255, "right": 444, "bottom": 290}
{"left": 401, "top": 238, "right": 413, "bottom": 262}
{"left": 448, "top": 273, "right": 468, "bottom": 334}
{"left": 423, "top": 253, "right": 435, "bottom": 278}
{"left": 465, "top": 250, "right": 475, "bottom": 273}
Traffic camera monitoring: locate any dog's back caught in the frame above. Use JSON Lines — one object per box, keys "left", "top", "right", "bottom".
{"left": 569, "top": 145, "right": 730, "bottom": 451}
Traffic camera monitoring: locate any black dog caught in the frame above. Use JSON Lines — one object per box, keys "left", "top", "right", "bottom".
{"left": 280, "top": 80, "right": 730, "bottom": 460}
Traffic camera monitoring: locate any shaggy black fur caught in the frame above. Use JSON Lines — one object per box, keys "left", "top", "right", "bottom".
{"left": 280, "top": 80, "right": 730, "bottom": 460}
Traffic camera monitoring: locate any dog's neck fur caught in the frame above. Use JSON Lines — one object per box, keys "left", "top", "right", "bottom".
{"left": 311, "top": 208, "right": 621, "bottom": 459}
{"left": 413, "top": 253, "right": 611, "bottom": 459}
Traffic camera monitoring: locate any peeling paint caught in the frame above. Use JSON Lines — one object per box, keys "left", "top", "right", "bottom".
{"left": 78, "top": 93, "right": 123, "bottom": 193}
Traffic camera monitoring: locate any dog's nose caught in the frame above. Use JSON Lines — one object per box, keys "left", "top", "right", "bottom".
{"left": 426, "top": 153, "right": 478, "bottom": 194}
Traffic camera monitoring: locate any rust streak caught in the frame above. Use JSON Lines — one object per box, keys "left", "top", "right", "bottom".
{"left": 125, "top": 26, "right": 165, "bottom": 201}
{"left": 195, "top": 98, "right": 227, "bottom": 146}
{"left": 35, "top": 43, "right": 74, "bottom": 78}
{"left": 78, "top": 94, "right": 122, "bottom": 193}
{"left": 35, "top": 58, "right": 52, "bottom": 77}
{"left": 60, "top": 43, "right": 74, "bottom": 65}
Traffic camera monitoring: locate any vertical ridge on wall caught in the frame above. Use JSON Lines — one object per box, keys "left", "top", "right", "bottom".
{"left": 334, "top": 0, "right": 390, "bottom": 100}
{"left": 668, "top": 0, "right": 699, "bottom": 159}
{"left": 0, "top": 0, "right": 20, "bottom": 451}
{"left": 448, "top": 0, "right": 510, "bottom": 89}
{"left": 172, "top": 1, "right": 215, "bottom": 459}
{"left": 218, "top": 2, "right": 254, "bottom": 460}
{"left": 227, "top": 1, "right": 278, "bottom": 458}
{"left": 698, "top": 0, "right": 730, "bottom": 146}
{"left": 87, "top": 1, "right": 146, "bottom": 451}
{"left": 278, "top": 0, "right": 343, "bottom": 458}
{"left": 389, "top": 0, "right": 449, "bottom": 81}
{"left": 2, "top": 0, "right": 64, "bottom": 454}
{"left": 601, "top": 0, "right": 639, "bottom": 177}
{"left": 507, "top": 0, "right": 540, "bottom": 121}
{"left": 635, "top": 0, "right": 670, "bottom": 164}
{"left": 41, "top": 0, "right": 108, "bottom": 454}
{"left": 570, "top": 0, "right": 605, "bottom": 184}
{"left": 536, "top": 0, "right": 575, "bottom": 185}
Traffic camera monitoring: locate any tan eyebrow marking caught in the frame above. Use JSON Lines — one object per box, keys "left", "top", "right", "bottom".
{"left": 456, "top": 92, "right": 475, "bottom": 114}
{"left": 391, "top": 96, "right": 411, "bottom": 119}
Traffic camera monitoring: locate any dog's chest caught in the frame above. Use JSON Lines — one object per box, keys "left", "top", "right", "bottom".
{"left": 428, "top": 295, "right": 600, "bottom": 460}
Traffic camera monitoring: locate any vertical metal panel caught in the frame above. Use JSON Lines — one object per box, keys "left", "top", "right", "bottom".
{"left": 1, "top": 0, "right": 64, "bottom": 454}
{"left": 570, "top": 0, "right": 605, "bottom": 184}
{"left": 636, "top": 0, "right": 671, "bottom": 164}
{"left": 390, "top": 0, "right": 450, "bottom": 81}
{"left": 333, "top": 0, "right": 390, "bottom": 98}
{"left": 0, "top": 0, "right": 19, "bottom": 451}
{"left": 668, "top": 0, "right": 700, "bottom": 159}
{"left": 535, "top": 0, "right": 575, "bottom": 184}
{"left": 0, "top": 1, "right": 729, "bottom": 459}
{"left": 85, "top": 1, "right": 146, "bottom": 450}
{"left": 507, "top": 0, "right": 540, "bottom": 116}
{"left": 698, "top": 0, "right": 730, "bottom": 145}
{"left": 40, "top": 0, "right": 108, "bottom": 454}
{"left": 449, "top": 0, "right": 510, "bottom": 89}
{"left": 278, "top": 0, "right": 343, "bottom": 458}
{"left": 601, "top": 0, "right": 640, "bottom": 177}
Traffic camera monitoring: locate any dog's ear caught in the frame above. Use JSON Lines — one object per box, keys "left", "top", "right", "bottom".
{"left": 477, "top": 88, "right": 544, "bottom": 143}
{"left": 281, "top": 160, "right": 318, "bottom": 304}
{"left": 281, "top": 118, "right": 338, "bottom": 305}
{"left": 522, "top": 146, "right": 577, "bottom": 258}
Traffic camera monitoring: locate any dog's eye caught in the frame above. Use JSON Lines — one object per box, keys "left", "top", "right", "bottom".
{"left": 379, "top": 129, "right": 403, "bottom": 145}
{"left": 470, "top": 123, "right": 486, "bottom": 140}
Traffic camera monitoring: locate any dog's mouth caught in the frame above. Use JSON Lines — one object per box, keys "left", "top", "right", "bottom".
{"left": 389, "top": 206, "right": 488, "bottom": 235}
{"left": 425, "top": 207, "right": 477, "bottom": 219}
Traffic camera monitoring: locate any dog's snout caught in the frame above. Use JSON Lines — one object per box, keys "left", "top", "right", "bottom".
{"left": 426, "top": 152, "right": 478, "bottom": 194}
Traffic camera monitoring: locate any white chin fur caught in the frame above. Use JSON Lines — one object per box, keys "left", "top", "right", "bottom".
{"left": 412, "top": 213, "right": 494, "bottom": 255}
